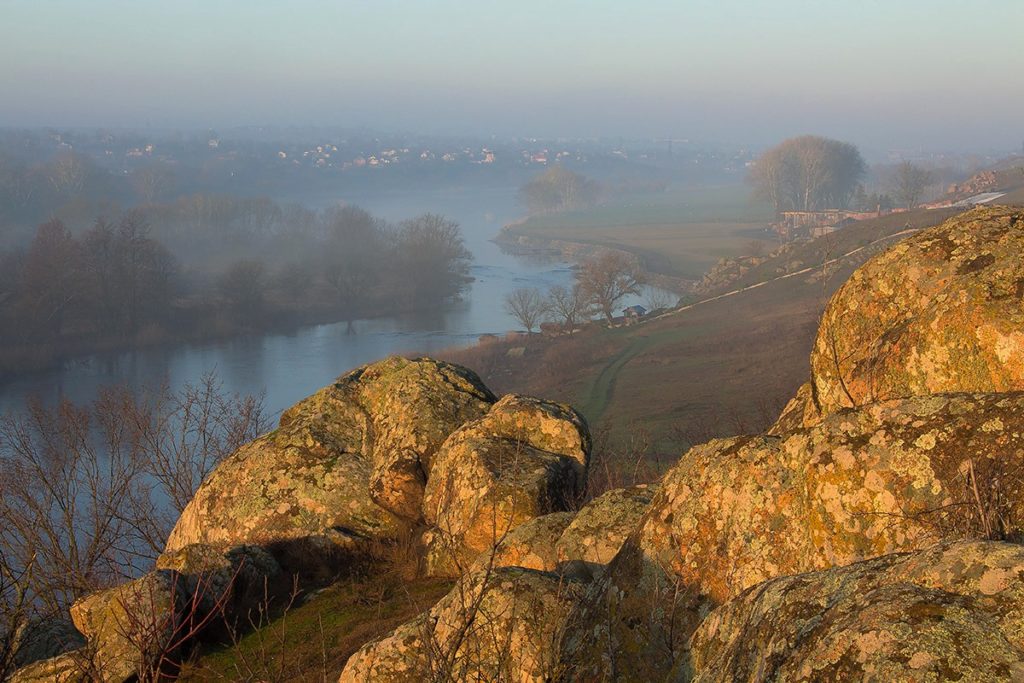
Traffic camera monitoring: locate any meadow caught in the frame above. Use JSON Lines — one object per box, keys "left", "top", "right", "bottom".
{"left": 505, "top": 184, "right": 777, "bottom": 279}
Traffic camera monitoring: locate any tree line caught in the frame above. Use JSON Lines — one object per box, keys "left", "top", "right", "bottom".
{"left": 749, "top": 135, "right": 944, "bottom": 215}
{"left": 503, "top": 250, "right": 661, "bottom": 333}
{"left": 0, "top": 202, "right": 471, "bottom": 374}
{"left": 519, "top": 166, "right": 602, "bottom": 214}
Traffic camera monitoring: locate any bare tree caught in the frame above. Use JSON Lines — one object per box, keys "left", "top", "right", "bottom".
{"left": 0, "top": 376, "right": 264, "bottom": 617}
{"left": 503, "top": 288, "right": 547, "bottom": 334}
{"left": 892, "top": 161, "right": 934, "bottom": 209}
{"left": 576, "top": 251, "right": 644, "bottom": 323}
{"left": 519, "top": 166, "right": 600, "bottom": 214}
{"left": 749, "top": 135, "right": 866, "bottom": 213}
{"left": 545, "top": 284, "right": 589, "bottom": 334}
{"left": 643, "top": 286, "right": 676, "bottom": 312}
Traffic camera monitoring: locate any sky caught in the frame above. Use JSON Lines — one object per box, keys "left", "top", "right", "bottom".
{"left": 2, "top": 0, "right": 1022, "bottom": 150}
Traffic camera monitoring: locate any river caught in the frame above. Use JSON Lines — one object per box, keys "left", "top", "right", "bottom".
{"left": 0, "top": 186, "right": 581, "bottom": 417}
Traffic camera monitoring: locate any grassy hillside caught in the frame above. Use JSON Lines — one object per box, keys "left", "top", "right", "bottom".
{"left": 180, "top": 577, "right": 452, "bottom": 681}
{"left": 504, "top": 184, "right": 776, "bottom": 279}
{"left": 445, "top": 205, "right": 991, "bottom": 456}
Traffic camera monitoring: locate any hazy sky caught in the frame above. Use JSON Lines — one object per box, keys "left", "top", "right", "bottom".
{"left": 2, "top": 0, "right": 1022, "bottom": 150}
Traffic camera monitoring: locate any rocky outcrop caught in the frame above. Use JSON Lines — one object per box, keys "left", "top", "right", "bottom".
{"left": 422, "top": 394, "right": 590, "bottom": 575}
{"left": 689, "top": 540, "right": 1024, "bottom": 682}
{"left": 68, "top": 571, "right": 182, "bottom": 682}
{"left": 21, "top": 208, "right": 1024, "bottom": 682}
{"left": 12, "top": 357, "right": 591, "bottom": 682}
{"left": 468, "top": 484, "right": 658, "bottom": 576}
{"left": 800, "top": 206, "right": 1024, "bottom": 427}
{"left": 641, "top": 392, "right": 1024, "bottom": 606}
{"left": 556, "top": 484, "right": 657, "bottom": 570}
{"left": 339, "top": 566, "right": 585, "bottom": 683}
{"left": 166, "top": 357, "right": 495, "bottom": 554}
{"left": 572, "top": 391, "right": 1024, "bottom": 678}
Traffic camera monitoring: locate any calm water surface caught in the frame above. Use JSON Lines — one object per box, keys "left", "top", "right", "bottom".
{"left": 0, "top": 187, "right": 578, "bottom": 417}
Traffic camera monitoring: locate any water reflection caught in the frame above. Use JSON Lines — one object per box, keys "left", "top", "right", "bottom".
{"left": 0, "top": 186, "right": 673, "bottom": 419}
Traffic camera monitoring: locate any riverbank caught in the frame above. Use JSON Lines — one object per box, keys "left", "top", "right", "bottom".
{"left": 494, "top": 184, "right": 778, "bottom": 288}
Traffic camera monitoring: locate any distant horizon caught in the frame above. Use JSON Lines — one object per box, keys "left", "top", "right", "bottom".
{"left": 3, "top": 1, "right": 1022, "bottom": 152}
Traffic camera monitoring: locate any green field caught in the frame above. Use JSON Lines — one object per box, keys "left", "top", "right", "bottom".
{"left": 507, "top": 185, "right": 776, "bottom": 279}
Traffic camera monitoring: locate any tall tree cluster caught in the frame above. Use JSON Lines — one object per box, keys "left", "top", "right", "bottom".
{"left": 519, "top": 166, "right": 601, "bottom": 214}
{"left": 0, "top": 202, "right": 473, "bottom": 364}
{"left": 749, "top": 135, "right": 866, "bottom": 213}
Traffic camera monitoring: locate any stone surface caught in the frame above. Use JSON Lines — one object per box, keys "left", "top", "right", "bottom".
{"left": 471, "top": 511, "right": 576, "bottom": 573}
{"left": 642, "top": 393, "right": 1024, "bottom": 607}
{"left": 566, "top": 391, "right": 1024, "bottom": 680}
{"left": 166, "top": 357, "right": 493, "bottom": 553}
{"left": 689, "top": 540, "right": 1024, "bottom": 682}
{"left": 556, "top": 484, "right": 658, "bottom": 569}
{"left": 9, "top": 650, "right": 89, "bottom": 683}
{"left": 155, "top": 543, "right": 281, "bottom": 629}
{"left": 69, "top": 571, "right": 182, "bottom": 682}
{"left": 422, "top": 395, "right": 591, "bottom": 576}
{"left": 339, "top": 566, "right": 585, "bottom": 683}
{"left": 357, "top": 357, "right": 496, "bottom": 521}
{"left": 804, "top": 206, "right": 1024, "bottom": 426}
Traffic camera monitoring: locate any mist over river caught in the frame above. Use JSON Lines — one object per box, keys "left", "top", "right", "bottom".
{"left": 0, "top": 186, "right": 580, "bottom": 417}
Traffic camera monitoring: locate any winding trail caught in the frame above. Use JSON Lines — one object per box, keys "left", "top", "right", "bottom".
{"left": 581, "top": 227, "right": 924, "bottom": 425}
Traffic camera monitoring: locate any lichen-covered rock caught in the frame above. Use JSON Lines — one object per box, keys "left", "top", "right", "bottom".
{"left": 689, "top": 540, "right": 1024, "bottom": 682}
{"left": 166, "top": 357, "right": 493, "bottom": 553}
{"left": 557, "top": 484, "right": 658, "bottom": 569}
{"left": 422, "top": 395, "right": 591, "bottom": 576}
{"left": 642, "top": 392, "right": 1024, "bottom": 608}
{"left": 459, "top": 485, "right": 658, "bottom": 579}
{"left": 469, "top": 512, "right": 576, "bottom": 574}
{"left": 804, "top": 206, "right": 1024, "bottom": 427}
{"left": 767, "top": 380, "right": 813, "bottom": 435}
{"left": 467, "top": 394, "right": 591, "bottom": 485}
{"left": 574, "top": 392, "right": 1024, "bottom": 680}
{"left": 339, "top": 566, "right": 584, "bottom": 682}
{"left": 6, "top": 617, "right": 85, "bottom": 670}
{"left": 356, "top": 357, "right": 496, "bottom": 520}
{"left": 69, "top": 571, "right": 183, "bottom": 682}
{"left": 9, "top": 650, "right": 90, "bottom": 683}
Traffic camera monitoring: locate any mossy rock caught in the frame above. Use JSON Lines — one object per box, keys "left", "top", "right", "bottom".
{"left": 802, "top": 206, "right": 1024, "bottom": 427}
{"left": 689, "top": 540, "right": 1024, "bottom": 682}
{"left": 340, "top": 566, "right": 585, "bottom": 682}
{"left": 166, "top": 357, "right": 495, "bottom": 556}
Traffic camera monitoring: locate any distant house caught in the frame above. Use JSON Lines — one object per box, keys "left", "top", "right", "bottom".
{"left": 622, "top": 305, "right": 648, "bottom": 321}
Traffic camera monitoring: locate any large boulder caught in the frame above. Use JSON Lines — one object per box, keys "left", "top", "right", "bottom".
{"left": 570, "top": 392, "right": 1024, "bottom": 680}
{"left": 166, "top": 357, "right": 494, "bottom": 555}
{"left": 556, "top": 484, "right": 658, "bottom": 570}
{"left": 339, "top": 566, "right": 585, "bottom": 682}
{"left": 798, "top": 206, "right": 1024, "bottom": 427}
{"left": 689, "top": 540, "right": 1024, "bottom": 682}
{"left": 471, "top": 512, "right": 576, "bottom": 573}
{"left": 642, "top": 392, "right": 1024, "bottom": 607}
{"left": 355, "top": 357, "right": 496, "bottom": 520}
{"left": 422, "top": 395, "right": 591, "bottom": 575}
{"left": 68, "top": 571, "right": 183, "bottom": 682}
